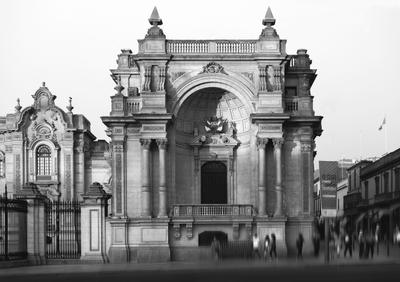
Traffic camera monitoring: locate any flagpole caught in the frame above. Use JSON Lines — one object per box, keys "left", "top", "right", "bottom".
{"left": 384, "top": 115, "right": 388, "bottom": 154}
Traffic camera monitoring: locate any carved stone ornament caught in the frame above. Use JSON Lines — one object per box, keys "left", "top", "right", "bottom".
{"left": 186, "top": 223, "right": 193, "bottom": 239}
{"left": 301, "top": 143, "right": 312, "bottom": 152}
{"left": 256, "top": 137, "right": 269, "bottom": 149}
{"left": 112, "top": 144, "right": 124, "bottom": 152}
{"left": 32, "top": 82, "right": 57, "bottom": 111}
{"left": 273, "top": 138, "right": 284, "bottom": 149}
{"left": 173, "top": 224, "right": 181, "bottom": 239}
{"left": 200, "top": 62, "right": 226, "bottom": 74}
{"left": 139, "top": 138, "right": 152, "bottom": 149}
{"left": 204, "top": 116, "right": 226, "bottom": 134}
{"left": 156, "top": 138, "right": 168, "bottom": 149}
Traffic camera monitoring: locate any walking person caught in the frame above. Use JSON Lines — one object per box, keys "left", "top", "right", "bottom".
{"left": 366, "top": 231, "right": 375, "bottom": 259}
{"left": 296, "top": 233, "right": 304, "bottom": 259}
{"left": 211, "top": 236, "right": 221, "bottom": 261}
{"left": 312, "top": 231, "right": 320, "bottom": 257}
{"left": 343, "top": 231, "right": 353, "bottom": 258}
{"left": 263, "top": 235, "right": 270, "bottom": 261}
{"left": 358, "top": 230, "right": 365, "bottom": 259}
{"left": 269, "top": 233, "right": 277, "bottom": 260}
{"left": 252, "top": 233, "right": 261, "bottom": 259}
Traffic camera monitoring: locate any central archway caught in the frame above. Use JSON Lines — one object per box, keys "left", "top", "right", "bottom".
{"left": 201, "top": 161, "right": 227, "bottom": 204}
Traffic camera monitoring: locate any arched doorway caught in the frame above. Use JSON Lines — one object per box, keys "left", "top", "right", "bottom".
{"left": 201, "top": 161, "right": 227, "bottom": 204}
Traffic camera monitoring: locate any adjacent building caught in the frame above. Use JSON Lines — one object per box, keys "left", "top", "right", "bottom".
{"left": 0, "top": 83, "right": 111, "bottom": 200}
{"left": 344, "top": 150, "right": 400, "bottom": 240}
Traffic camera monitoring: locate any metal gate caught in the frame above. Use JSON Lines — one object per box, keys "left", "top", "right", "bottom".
{"left": 45, "top": 200, "right": 81, "bottom": 259}
{"left": 0, "top": 192, "right": 28, "bottom": 261}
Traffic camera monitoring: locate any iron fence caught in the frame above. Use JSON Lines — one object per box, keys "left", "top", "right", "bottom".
{"left": 0, "top": 193, "right": 28, "bottom": 261}
{"left": 45, "top": 200, "right": 81, "bottom": 259}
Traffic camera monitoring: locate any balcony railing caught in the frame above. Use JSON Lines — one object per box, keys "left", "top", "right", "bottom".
{"left": 171, "top": 204, "right": 254, "bottom": 217}
{"left": 374, "top": 191, "right": 400, "bottom": 204}
{"left": 344, "top": 192, "right": 362, "bottom": 210}
{"left": 166, "top": 40, "right": 257, "bottom": 54}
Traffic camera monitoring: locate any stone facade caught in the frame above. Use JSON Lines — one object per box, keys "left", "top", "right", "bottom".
{"left": 0, "top": 83, "right": 111, "bottom": 201}
{"left": 101, "top": 7, "right": 322, "bottom": 262}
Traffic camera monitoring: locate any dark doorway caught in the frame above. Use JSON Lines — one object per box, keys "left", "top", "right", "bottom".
{"left": 198, "top": 231, "right": 228, "bottom": 246}
{"left": 201, "top": 161, "right": 227, "bottom": 204}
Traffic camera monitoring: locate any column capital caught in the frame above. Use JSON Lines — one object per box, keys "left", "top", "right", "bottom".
{"left": 256, "top": 137, "right": 269, "bottom": 149}
{"left": 112, "top": 143, "right": 124, "bottom": 152}
{"left": 272, "top": 138, "right": 284, "bottom": 149}
{"left": 156, "top": 138, "right": 168, "bottom": 149}
{"left": 140, "top": 138, "right": 152, "bottom": 149}
{"left": 301, "top": 142, "right": 312, "bottom": 152}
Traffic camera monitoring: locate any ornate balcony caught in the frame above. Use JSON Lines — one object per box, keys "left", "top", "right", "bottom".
{"left": 170, "top": 204, "right": 255, "bottom": 218}
{"left": 374, "top": 191, "right": 400, "bottom": 205}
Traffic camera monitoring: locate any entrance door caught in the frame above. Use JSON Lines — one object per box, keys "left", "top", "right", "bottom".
{"left": 201, "top": 161, "right": 227, "bottom": 204}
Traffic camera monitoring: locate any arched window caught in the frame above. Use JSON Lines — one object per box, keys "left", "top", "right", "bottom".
{"left": 0, "top": 152, "right": 5, "bottom": 178}
{"left": 36, "top": 145, "right": 51, "bottom": 179}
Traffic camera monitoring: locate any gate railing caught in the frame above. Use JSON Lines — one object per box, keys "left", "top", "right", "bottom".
{"left": 45, "top": 200, "right": 81, "bottom": 259}
{"left": 0, "top": 190, "right": 28, "bottom": 261}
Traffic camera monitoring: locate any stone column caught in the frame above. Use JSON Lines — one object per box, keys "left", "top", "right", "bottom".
{"left": 112, "top": 142, "right": 125, "bottom": 216}
{"left": 81, "top": 182, "right": 111, "bottom": 262}
{"left": 140, "top": 138, "right": 152, "bottom": 217}
{"left": 273, "top": 138, "right": 284, "bottom": 217}
{"left": 16, "top": 183, "right": 47, "bottom": 264}
{"left": 301, "top": 142, "right": 313, "bottom": 214}
{"left": 156, "top": 138, "right": 168, "bottom": 218}
{"left": 257, "top": 137, "right": 268, "bottom": 216}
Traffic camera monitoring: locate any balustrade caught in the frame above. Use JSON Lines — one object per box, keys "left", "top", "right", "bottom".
{"left": 166, "top": 40, "right": 256, "bottom": 54}
{"left": 171, "top": 204, "right": 254, "bottom": 217}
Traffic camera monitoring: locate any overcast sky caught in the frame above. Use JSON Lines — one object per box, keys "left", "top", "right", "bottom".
{"left": 1, "top": 0, "right": 399, "bottom": 166}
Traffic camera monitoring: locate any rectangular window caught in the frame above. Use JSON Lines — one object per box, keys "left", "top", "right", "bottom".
{"left": 395, "top": 168, "right": 400, "bottom": 191}
{"left": 375, "top": 176, "right": 380, "bottom": 195}
{"left": 285, "top": 87, "right": 297, "bottom": 96}
{"left": 364, "top": 181, "right": 369, "bottom": 199}
{"left": 384, "top": 172, "right": 389, "bottom": 193}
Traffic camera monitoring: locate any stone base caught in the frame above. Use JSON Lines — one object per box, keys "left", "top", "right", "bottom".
{"left": 108, "top": 246, "right": 130, "bottom": 263}
{"left": 171, "top": 246, "right": 212, "bottom": 261}
{"left": 129, "top": 246, "right": 170, "bottom": 263}
{"left": 27, "top": 254, "right": 46, "bottom": 265}
{"left": 81, "top": 253, "right": 108, "bottom": 263}
{"left": 255, "top": 217, "right": 287, "bottom": 257}
{"left": 285, "top": 216, "right": 314, "bottom": 256}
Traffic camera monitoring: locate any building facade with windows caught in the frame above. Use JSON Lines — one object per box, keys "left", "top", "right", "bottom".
{"left": 101, "top": 7, "right": 322, "bottom": 262}
{"left": 0, "top": 84, "right": 111, "bottom": 200}
{"left": 344, "top": 151, "right": 400, "bottom": 241}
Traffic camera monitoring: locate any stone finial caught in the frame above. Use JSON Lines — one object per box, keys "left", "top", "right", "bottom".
{"left": 42, "top": 81, "right": 46, "bottom": 87}
{"left": 114, "top": 76, "right": 124, "bottom": 96}
{"left": 262, "top": 7, "right": 276, "bottom": 27}
{"left": 15, "top": 98, "right": 22, "bottom": 112}
{"left": 149, "top": 6, "right": 163, "bottom": 26}
{"left": 66, "top": 97, "right": 74, "bottom": 113}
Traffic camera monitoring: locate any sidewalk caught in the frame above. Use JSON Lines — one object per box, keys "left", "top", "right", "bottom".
{"left": 0, "top": 247, "right": 399, "bottom": 277}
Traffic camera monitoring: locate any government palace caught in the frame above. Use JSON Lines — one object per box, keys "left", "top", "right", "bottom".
{"left": 0, "top": 7, "right": 322, "bottom": 262}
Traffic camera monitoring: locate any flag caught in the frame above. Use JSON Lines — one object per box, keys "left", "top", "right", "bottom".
{"left": 378, "top": 117, "right": 386, "bottom": 131}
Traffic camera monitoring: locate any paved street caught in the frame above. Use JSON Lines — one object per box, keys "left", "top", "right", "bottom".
{"left": 1, "top": 262, "right": 400, "bottom": 282}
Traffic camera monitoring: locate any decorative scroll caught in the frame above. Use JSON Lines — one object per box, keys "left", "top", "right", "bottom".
{"left": 143, "top": 66, "right": 152, "bottom": 91}
{"left": 258, "top": 66, "right": 266, "bottom": 91}
{"left": 15, "top": 154, "right": 21, "bottom": 191}
{"left": 65, "top": 154, "right": 71, "bottom": 200}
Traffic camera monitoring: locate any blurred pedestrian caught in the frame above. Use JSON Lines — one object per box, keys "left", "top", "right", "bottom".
{"left": 312, "top": 231, "right": 320, "bottom": 257}
{"left": 296, "top": 233, "right": 304, "bottom": 259}
{"left": 366, "top": 231, "right": 375, "bottom": 259}
{"left": 263, "top": 235, "right": 270, "bottom": 261}
{"left": 343, "top": 231, "right": 352, "bottom": 258}
{"left": 252, "top": 233, "right": 261, "bottom": 259}
{"left": 211, "top": 236, "right": 221, "bottom": 261}
{"left": 270, "top": 233, "right": 277, "bottom": 259}
{"left": 358, "top": 230, "right": 365, "bottom": 259}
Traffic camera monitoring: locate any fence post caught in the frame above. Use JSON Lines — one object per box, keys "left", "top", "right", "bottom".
{"left": 81, "top": 182, "right": 111, "bottom": 262}
{"left": 16, "top": 183, "right": 47, "bottom": 264}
